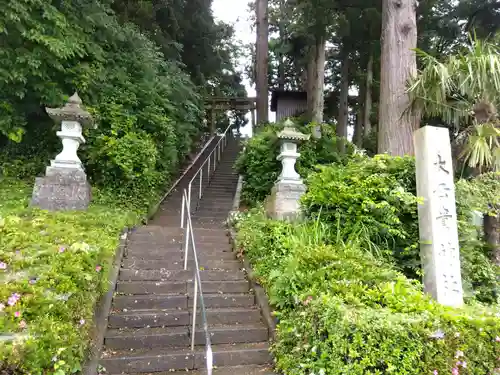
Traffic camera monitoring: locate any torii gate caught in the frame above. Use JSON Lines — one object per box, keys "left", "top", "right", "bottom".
{"left": 205, "top": 96, "right": 257, "bottom": 134}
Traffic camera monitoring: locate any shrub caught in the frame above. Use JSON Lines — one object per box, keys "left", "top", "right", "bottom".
{"left": 234, "top": 121, "right": 354, "bottom": 206}
{"left": 301, "top": 154, "right": 420, "bottom": 277}
{"left": 0, "top": 179, "right": 137, "bottom": 374}
{"left": 301, "top": 154, "right": 498, "bottom": 303}
{"left": 236, "top": 211, "right": 500, "bottom": 375}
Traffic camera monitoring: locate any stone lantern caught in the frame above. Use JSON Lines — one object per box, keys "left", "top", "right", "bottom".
{"left": 266, "top": 119, "right": 310, "bottom": 220}
{"left": 31, "top": 93, "right": 94, "bottom": 211}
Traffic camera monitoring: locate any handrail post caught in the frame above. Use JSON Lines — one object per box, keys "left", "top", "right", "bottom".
{"left": 199, "top": 169, "right": 203, "bottom": 199}
{"left": 183, "top": 216, "right": 190, "bottom": 270}
{"left": 188, "top": 182, "right": 192, "bottom": 214}
{"left": 191, "top": 275, "right": 198, "bottom": 350}
{"left": 180, "top": 194, "right": 185, "bottom": 228}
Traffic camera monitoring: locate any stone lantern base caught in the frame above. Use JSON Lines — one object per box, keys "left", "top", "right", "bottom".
{"left": 266, "top": 180, "right": 306, "bottom": 220}
{"left": 31, "top": 167, "right": 91, "bottom": 211}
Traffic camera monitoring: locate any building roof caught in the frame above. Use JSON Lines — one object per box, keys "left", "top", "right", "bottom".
{"left": 270, "top": 90, "right": 307, "bottom": 112}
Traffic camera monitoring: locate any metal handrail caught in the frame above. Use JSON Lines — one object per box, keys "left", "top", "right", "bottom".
{"left": 180, "top": 124, "right": 234, "bottom": 228}
{"left": 181, "top": 189, "right": 213, "bottom": 375}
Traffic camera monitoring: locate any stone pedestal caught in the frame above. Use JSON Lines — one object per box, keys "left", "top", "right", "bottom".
{"left": 267, "top": 181, "right": 306, "bottom": 220}
{"left": 31, "top": 92, "right": 94, "bottom": 211}
{"left": 31, "top": 168, "right": 91, "bottom": 211}
{"left": 414, "top": 126, "right": 464, "bottom": 308}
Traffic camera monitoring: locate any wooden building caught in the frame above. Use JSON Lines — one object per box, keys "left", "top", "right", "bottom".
{"left": 270, "top": 90, "right": 307, "bottom": 122}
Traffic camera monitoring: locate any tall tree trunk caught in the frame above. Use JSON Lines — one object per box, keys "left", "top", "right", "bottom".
{"left": 277, "top": 0, "right": 285, "bottom": 90}
{"left": 306, "top": 44, "right": 316, "bottom": 117}
{"left": 353, "top": 79, "right": 365, "bottom": 147}
{"left": 363, "top": 50, "right": 374, "bottom": 139}
{"left": 378, "top": 0, "right": 419, "bottom": 155}
{"left": 306, "top": 35, "right": 326, "bottom": 137}
{"left": 484, "top": 212, "right": 500, "bottom": 266}
{"left": 255, "top": 0, "right": 269, "bottom": 124}
{"left": 337, "top": 44, "right": 350, "bottom": 153}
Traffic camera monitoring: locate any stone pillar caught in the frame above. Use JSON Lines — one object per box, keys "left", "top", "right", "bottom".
{"left": 414, "top": 125, "right": 464, "bottom": 308}
{"left": 266, "top": 119, "right": 310, "bottom": 220}
{"left": 31, "top": 93, "right": 94, "bottom": 211}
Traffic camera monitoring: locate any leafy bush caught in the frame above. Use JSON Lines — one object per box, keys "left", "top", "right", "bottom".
{"left": 301, "top": 154, "right": 420, "bottom": 277}
{"left": 0, "top": 179, "right": 137, "bottom": 374}
{"left": 236, "top": 211, "right": 500, "bottom": 375}
{"left": 234, "top": 121, "right": 354, "bottom": 206}
{"left": 0, "top": 0, "right": 203, "bottom": 202}
{"left": 455, "top": 173, "right": 500, "bottom": 303}
{"left": 301, "top": 154, "right": 498, "bottom": 303}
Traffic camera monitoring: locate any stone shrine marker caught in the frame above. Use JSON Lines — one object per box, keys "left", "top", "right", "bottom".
{"left": 414, "top": 126, "right": 464, "bottom": 308}
{"left": 31, "top": 93, "right": 94, "bottom": 211}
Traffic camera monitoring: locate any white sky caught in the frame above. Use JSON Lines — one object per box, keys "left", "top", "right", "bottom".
{"left": 212, "top": 0, "right": 255, "bottom": 95}
{"left": 212, "top": 0, "right": 261, "bottom": 136}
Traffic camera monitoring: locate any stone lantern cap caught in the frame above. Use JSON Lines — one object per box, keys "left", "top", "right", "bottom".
{"left": 277, "top": 119, "right": 310, "bottom": 142}
{"left": 46, "top": 92, "right": 93, "bottom": 127}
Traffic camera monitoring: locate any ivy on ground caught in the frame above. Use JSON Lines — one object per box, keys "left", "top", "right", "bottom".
{"left": 235, "top": 211, "right": 500, "bottom": 375}
{"left": 0, "top": 179, "right": 137, "bottom": 374}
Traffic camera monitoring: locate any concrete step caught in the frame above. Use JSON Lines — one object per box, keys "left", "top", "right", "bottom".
{"left": 113, "top": 294, "right": 186, "bottom": 310}
{"left": 165, "top": 365, "right": 275, "bottom": 375}
{"left": 200, "top": 193, "right": 236, "bottom": 199}
{"left": 127, "top": 237, "right": 230, "bottom": 247}
{"left": 192, "top": 222, "right": 228, "bottom": 229}
{"left": 131, "top": 229, "right": 230, "bottom": 239}
{"left": 108, "top": 307, "right": 262, "bottom": 328}
{"left": 196, "top": 201, "right": 233, "bottom": 207}
{"left": 207, "top": 179, "right": 238, "bottom": 183}
{"left": 122, "top": 258, "right": 241, "bottom": 271}
{"left": 195, "top": 210, "right": 231, "bottom": 217}
{"left": 205, "top": 179, "right": 238, "bottom": 184}
{"left": 104, "top": 324, "right": 268, "bottom": 349}
{"left": 132, "top": 226, "right": 228, "bottom": 237}
{"left": 125, "top": 250, "right": 235, "bottom": 262}
{"left": 118, "top": 269, "right": 245, "bottom": 282}
{"left": 116, "top": 280, "right": 249, "bottom": 295}
{"left": 198, "top": 193, "right": 235, "bottom": 198}
{"left": 198, "top": 196, "right": 235, "bottom": 202}
{"left": 113, "top": 293, "right": 255, "bottom": 310}
{"left": 100, "top": 343, "right": 271, "bottom": 373}
{"left": 204, "top": 183, "right": 237, "bottom": 188}
{"left": 195, "top": 202, "right": 232, "bottom": 208}
{"left": 192, "top": 217, "right": 230, "bottom": 223}
{"left": 126, "top": 245, "right": 233, "bottom": 258}
{"left": 116, "top": 280, "right": 187, "bottom": 294}
{"left": 195, "top": 205, "right": 232, "bottom": 212}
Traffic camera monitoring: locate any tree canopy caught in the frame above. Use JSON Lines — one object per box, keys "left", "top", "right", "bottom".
{"left": 0, "top": 0, "right": 246, "bottom": 203}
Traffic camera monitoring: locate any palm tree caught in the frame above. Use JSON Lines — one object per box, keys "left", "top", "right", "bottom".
{"left": 408, "top": 35, "right": 500, "bottom": 265}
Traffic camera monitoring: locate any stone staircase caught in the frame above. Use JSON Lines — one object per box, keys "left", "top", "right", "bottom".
{"left": 100, "top": 133, "right": 274, "bottom": 374}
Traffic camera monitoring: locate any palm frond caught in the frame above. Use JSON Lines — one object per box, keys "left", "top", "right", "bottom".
{"left": 459, "top": 123, "right": 500, "bottom": 172}
{"left": 409, "top": 35, "right": 500, "bottom": 170}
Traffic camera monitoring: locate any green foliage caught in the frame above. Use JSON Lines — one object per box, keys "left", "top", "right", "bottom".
{"left": 0, "top": 0, "right": 206, "bottom": 203}
{"left": 455, "top": 173, "right": 500, "bottom": 303}
{"left": 302, "top": 154, "right": 420, "bottom": 276}
{"left": 234, "top": 121, "right": 354, "bottom": 206}
{"left": 236, "top": 211, "right": 500, "bottom": 375}
{"left": 0, "top": 178, "right": 137, "bottom": 374}
{"left": 234, "top": 124, "right": 281, "bottom": 206}
{"left": 300, "top": 154, "right": 498, "bottom": 303}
